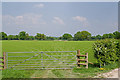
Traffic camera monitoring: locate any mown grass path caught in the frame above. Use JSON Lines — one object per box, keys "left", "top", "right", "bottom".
{"left": 31, "top": 69, "right": 81, "bottom": 78}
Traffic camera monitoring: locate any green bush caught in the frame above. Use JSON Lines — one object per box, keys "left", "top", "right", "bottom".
{"left": 93, "top": 39, "right": 119, "bottom": 66}
{"left": 118, "top": 40, "right": 120, "bottom": 57}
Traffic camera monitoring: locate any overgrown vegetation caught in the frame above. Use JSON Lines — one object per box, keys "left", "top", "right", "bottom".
{"left": 93, "top": 39, "right": 120, "bottom": 66}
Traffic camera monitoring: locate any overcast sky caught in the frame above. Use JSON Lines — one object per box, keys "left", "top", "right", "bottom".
{"left": 2, "top": 2, "right": 118, "bottom": 37}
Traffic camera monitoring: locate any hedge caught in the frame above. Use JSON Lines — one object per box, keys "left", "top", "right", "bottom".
{"left": 93, "top": 39, "right": 120, "bottom": 66}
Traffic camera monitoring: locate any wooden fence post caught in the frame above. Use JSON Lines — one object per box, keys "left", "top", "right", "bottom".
{"left": 77, "top": 50, "right": 88, "bottom": 69}
{"left": 3, "top": 52, "right": 6, "bottom": 69}
{"left": 77, "top": 50, "right": 80, "bottom": 67}
{"left": 0, "top": 52, "right": 6, "bottom": 70}
{"left": 85, "top": 53, "right": 88, "bottom": 69}
{"left": 0, "top": 56, "right": 3, "bottom": 70}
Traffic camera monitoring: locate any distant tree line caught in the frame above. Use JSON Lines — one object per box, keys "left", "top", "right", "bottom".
{"left": 0, "top": 31, "right": 120, "bottom": 41}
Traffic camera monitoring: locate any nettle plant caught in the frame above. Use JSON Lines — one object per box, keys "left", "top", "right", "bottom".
{"left": 93, "top": 39, "right": 119, "bottom": 67}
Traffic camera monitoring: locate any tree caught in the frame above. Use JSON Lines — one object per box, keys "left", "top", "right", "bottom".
{"left": 74, "top": 31, "right": 91, "bottom": 41}
{"left": 13, "top": 35, "right": 19, "bottom": 40}
{"left": 26, "top": 33, "right": 29, "bottom": 40}
{"left": 18, "top": 31, "right": 29, "bottom": 40}
{"left": 0, "top": 32, "right": 7, "bottom": 40}
{"left": 113, "top": 31, "right": 120, "bottom": 39}
{"left": 80, "top": 31, "right": 91, "bottom": 40}
{"left": 58, "top": 37, "right": 63, "bottom": 40}
{"left": 96, "top": 35, "right": 102, "bottom": 40}
{"left": 74, "top": 31, "right": 81, "bottom": 40}
{"left": 102, "top": 34, "right": 109, "bottom": 39}
{"left": 108, "top": 33, "right": 114, "bottom": 38}
{"left": 46, "top": 36, "right": 55, "bottom": 40}
{"left": 35, "top": 33, "right": 46, "bottom": 40}
{"left": 8, "top": 35, "right": 14, "bottom": 40}
{"left": 62, "top": 33, "right": 72, "bottom": 40}
{"left": 28, "top": 36, "right": 34, "bottom": 40}
{"left": 91, "top": 36, "right": 96, "bottom": 40}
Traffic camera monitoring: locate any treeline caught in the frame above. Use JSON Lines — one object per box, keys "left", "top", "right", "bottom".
{"left": 0, "top": 31, "right": 120, "bottom": 41}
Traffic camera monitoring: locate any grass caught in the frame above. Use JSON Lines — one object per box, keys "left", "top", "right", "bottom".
{"left": 73, "top": 62, "right": 118, "bottom": 78}
{"left": 2, "top": 40, "right": 96, "bottom": 62}
{"left": 0, "top": 40, "right": 119, "bottom": 78}
{"left": 2, "top": 69, "right": 35, "bottom": 78}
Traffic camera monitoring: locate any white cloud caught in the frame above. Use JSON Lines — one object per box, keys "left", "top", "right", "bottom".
{"left": 72, "top": 16, "right": 89, "bottom": 27}
{"left": 52, "top": 17, "right": 64, "bottom": 25}
{"left": 2, "top": 13, "right": 46, "bottom": 28}
{"left": 72, "top": 16, "right": 87, "bottom": 22}
{"left": 34, "top": 4, "right": 44, "bottom": 8}
{"left": 16, "top": 16, "right": 23, "bottom": 19}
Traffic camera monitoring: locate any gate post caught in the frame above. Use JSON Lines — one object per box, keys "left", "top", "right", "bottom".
{"left": 77, "top": 50, "right": 88, "bottom": 69}
{"left": 0, "top": 52, "right": 6, "bottom": 70}
{"left": 3, "top": 52, "right": 6, "bottom": 69}
{"left": 77, "top": 50, "right": 80, "bottom": 67}
{"left": 85, "top": 53, "right": 88, "bottom": 69}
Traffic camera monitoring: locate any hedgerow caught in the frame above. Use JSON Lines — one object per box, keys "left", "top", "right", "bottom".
{"left": 93, "top": 39, "right": 120, "bottom": 66}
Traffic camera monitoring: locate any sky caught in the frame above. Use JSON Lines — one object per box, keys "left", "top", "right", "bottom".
{"left": 2, "top": 0, "right": 120, "bottom": 2}
{"left": 0, "top": 2, "right": 1, "bottom": 32}
{"left": 2, "top": 2, "right": 118, "bottom": 37}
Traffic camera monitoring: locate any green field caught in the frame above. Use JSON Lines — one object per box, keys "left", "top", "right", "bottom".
{"left": 0, "top": 40, "right": 118, "bottom": 78}
{"left": 2, "top": 40, "right": 96, "bottom": 62}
